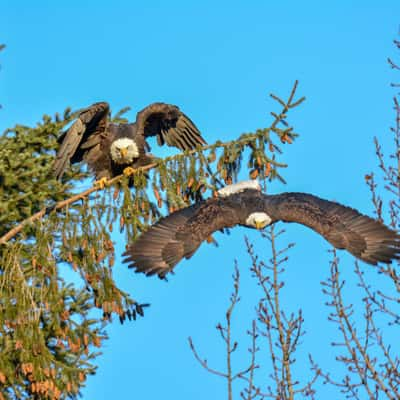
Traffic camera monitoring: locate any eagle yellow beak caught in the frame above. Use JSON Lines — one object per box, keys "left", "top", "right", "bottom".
{"left": 120, "top": 147, "right": 128, "bottom": 158}
{"left": 255, "top": 220, "right": 265, "bottom": 230}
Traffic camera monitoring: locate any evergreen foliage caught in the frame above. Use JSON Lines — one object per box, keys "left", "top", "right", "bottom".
{"left": 0, "top": 78, "right": 304, "bottom": 398}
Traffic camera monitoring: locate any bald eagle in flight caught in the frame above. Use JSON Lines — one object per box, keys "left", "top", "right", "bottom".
{"left": 123, "top": 180, "right": 400, "bottom": 278}
{"left": 53, "top": 102, "right": 205, "bottom": 183}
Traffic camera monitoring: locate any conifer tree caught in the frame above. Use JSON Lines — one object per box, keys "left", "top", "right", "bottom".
{"left": 0, "top": 53, "right": 304, "bottom": 399}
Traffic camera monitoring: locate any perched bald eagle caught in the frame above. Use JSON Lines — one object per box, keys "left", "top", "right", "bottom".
{"left": 53, "top": 102, "right": 205, "bottom": 183}
{"left": 123, "top": 180, "right": 400, "bottom": 278}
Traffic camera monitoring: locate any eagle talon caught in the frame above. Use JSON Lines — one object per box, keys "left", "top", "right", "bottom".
{"left": 94, "top": 177, "right": 109, "bottom": 189}
{"left": 123, "top": 167, "right": 136, "bottom": 177}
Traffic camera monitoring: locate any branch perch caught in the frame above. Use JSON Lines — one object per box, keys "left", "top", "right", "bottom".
{"left": 0, "top": 81, "right": 303, "bottom": 245}
{"left": 0, "top": 135, "right": 283, "bottom": 246}
{"left": 0, "top": 164, "right": 158, "bottom": 245}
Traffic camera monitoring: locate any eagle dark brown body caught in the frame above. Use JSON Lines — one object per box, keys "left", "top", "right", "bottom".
{"left": 53, "top": 102, "right": 206, "bottom": 180}
{"left": 123, "top": 187, "right": 400, "bottom": 278}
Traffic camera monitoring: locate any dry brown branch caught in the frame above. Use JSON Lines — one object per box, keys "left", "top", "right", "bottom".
{"left": 191, "top": 227, "right": 319, "bottom": 399}
{"left": 314, "top": 39, "right": 400, "bottom": 398}
{"left": 188, "top": 337, "right": 228, "bottom": 379}
{"left": 189, "top": 264, "right": 270, "bottom": 400}
{"left": 237, "top": 321, "right": 261, "bottom": 400}
{"left": 189, "top": 265, "right": 242, "bottom": 400}
{"left": 319, "top": 250, "right": 399, "bottom": 399}
{"left": 0, "top": 163, "right": 158, "bottom": 245}
{"left": 246, "top": 230, "right": 319, "bottom": 399}
{"left": 354, "top": 261, "right": 400, "bottom": 324}
{"left": 388, "top": 57, "right": 400, "bottom": 71}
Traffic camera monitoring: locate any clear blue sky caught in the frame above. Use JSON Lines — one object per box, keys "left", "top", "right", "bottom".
{"left": 1, "top": 1, "right": 399, "bottom": 398}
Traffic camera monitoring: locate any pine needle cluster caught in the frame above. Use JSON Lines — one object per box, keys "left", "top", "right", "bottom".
{"left": 0, "top": 81, "right": 304, "bottom": 398}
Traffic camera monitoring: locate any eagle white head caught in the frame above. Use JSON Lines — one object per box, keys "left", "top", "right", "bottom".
{"left": 218, "top": 180, "right": 261, "bottom": 197}
{"left": 245, "top": 212, "right": 272, "bottom": 230}
{"left": 110, "top": 137, "right": 140, "bottom": 164}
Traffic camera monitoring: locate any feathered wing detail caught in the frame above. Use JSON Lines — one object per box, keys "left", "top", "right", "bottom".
{"left": 135, "top": 102, "right": 206, "bottom": 151}
{"left": 266, "top": 193, "right": 400, "bottom": 265}
{"left": 123, "top": 205, "right": 200, "bottom": 278}
{"left": 124, "top": 189, "right": 400, "bottom": 278}
{"left": 123, "top": 198, "right": 240, "bottom": 278}
{"left": 81, "top": 134, "right": 114, "bottom": 179}
{"left": 53, "top": 102, "right": 110, "bottom": 179}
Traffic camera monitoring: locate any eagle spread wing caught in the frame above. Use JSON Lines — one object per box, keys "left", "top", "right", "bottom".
{"left": 135, "top": 102, "right": 206, "bottom": 151}
{"left": 123, "top": 188, "right": 400, "bottom": 278}
{"left": 54, "top": 101, "right": 205, "bottom": 180}
{"left": 123, "top": 198, "right": 240, "bottom": 278}
{"left": 266, "top": 192, "right": 400, "bottom": 265}
{"left": 53, "top": 102, "right": 110, "bottom": 179}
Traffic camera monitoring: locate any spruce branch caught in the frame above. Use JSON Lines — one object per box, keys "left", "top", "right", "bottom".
{"left": 0, "top": 81, "right": 304, "bottom": 246}
{"left": 0, "top": 81, "right": 304, "bottom": 398}
{"left": 0, "top": 163, "right": 157, "bottom": 245}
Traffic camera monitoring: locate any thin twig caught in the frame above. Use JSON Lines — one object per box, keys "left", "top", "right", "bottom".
{"left": 188, "top": 337, "right": 228, "bottom": 379}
